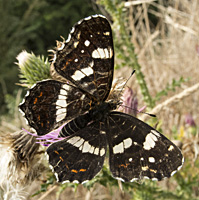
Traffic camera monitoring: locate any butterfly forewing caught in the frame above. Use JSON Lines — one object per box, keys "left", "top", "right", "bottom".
{"left": 19, "top": 80, "right": 91, "bottom": 135}
{"left": 52, "top": 15, "right": 114, "bottom": 101}
{"left": 106, "top": 112, "right": 184, "bottom": 182}
{"left": 46, "top": 121, "right": 107, "bottom": 183}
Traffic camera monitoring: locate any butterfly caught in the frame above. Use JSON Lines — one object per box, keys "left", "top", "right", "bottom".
{"left": 19, "top": 14, "right": 184, "bottom": 184}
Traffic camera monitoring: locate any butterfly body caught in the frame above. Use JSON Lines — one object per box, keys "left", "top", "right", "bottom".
{"left": 59, "top": 100, "right": 118, "bottom": 137}
{"left": 19, "top": 14, "right": 184, "bottom": 184}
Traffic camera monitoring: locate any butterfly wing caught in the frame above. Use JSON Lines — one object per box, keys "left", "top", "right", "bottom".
{"left": 106, "top": 112, "right": 184, "bottom": 182}
{"left": 46, "top": 121, "right": 107, "bottom": 183}
{"left": 19, "top": 80, "right": 91, "bottom": 135}
{"left": 52, "top": 14, "right": 114, "bottom": 101}
{"left": 19, "top": 15, "right": 114, "bottom": 135}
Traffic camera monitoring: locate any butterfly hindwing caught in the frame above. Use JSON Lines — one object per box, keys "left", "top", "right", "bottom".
{"left": 52, "top": 15, "right": 114, "bottom": 101}
{"left": 106, "top": 112, "right": 184, "bottom": 182}
{"left": 19, "top": 80, "right": 91, "bottom": 135}
{"left": 46, "top": 121, "right": 107, "bottom": 183}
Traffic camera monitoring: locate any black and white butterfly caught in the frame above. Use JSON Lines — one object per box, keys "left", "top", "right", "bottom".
{"left": 19, "top": 14, "right": 184, "bottom": 184}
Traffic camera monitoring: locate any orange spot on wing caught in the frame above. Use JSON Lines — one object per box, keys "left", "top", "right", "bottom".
{"left": 61, "top": 65, "right": 67, "bottom": 70}
{"left": 37, "top": 115, "right": 40, "bottom": 120}
{"left": 34, "top": 98, "right": 38, "bottom": 104}
{"left": 79, "top": 169, "right": 86, "bottom": 172}
{"left": 39, "top": 92, "right": 43, "bottom": 97}
{"left": 54, "top": 150, "right": 59, "bottom": 155}
{"left": 41, "top": 122, "right": 44, "bottom": 127}
{"left": 61, "top": 58, "right": 73, "bottom": 70}
{"left": 88, "top": 100, "right": 93, "bottom": 109}
{"left": 71, "top": 169, "right": 78, "bottom": 173}
{"left": 59, "top": 156, "right": 64, "bottom": 161}
{"left": 119, "top": 163, "right": 130, "bottom": 168}
{"left": 65, "top": 164, "right": 69, "bottom": 170}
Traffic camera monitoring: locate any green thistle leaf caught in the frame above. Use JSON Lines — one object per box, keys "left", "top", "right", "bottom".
{"left": 16, "top": 50, "right": 51, "bottom": 87}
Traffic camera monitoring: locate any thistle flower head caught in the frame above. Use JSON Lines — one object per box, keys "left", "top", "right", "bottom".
{"left": 23, "top": 124, "right": 66, "bottom": 147}
{"left": 16, "top": 50, "right": 51, "bottom": 87}
{"left": 16, "top": 50, "right": 32, "bottom": 70}
{"left": 120, "top": 87, "right": 138, "bottom": 116}
{"left": 0, "top": 140, "right": 14, "bottom": 184}
{"left": 185, "top": 114, "right": 196, "bottom": 127}
{"left": 0, "top": 130, "right": 46, "bottom": 199}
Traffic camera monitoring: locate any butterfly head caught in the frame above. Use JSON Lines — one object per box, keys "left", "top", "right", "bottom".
{"left": 106, "top": 99, "right": 121, "bottom": 111}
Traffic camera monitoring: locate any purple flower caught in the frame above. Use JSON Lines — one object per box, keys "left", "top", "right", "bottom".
{"left": 120, "top": 87, "right": 138, "bottom": 116}
{"left": 185, "top": 114, "right": 196, "bottom": 127}
{"left": 22, "top": 124, "right": 66, "bottom": 147}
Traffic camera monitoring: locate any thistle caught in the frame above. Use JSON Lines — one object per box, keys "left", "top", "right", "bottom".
{"left": 120, "top": 87, "right": 138, "bottom": 116}
{"left": 16, "top": 50, "right": 51, "bottom": 87}
{"left": 23, "top": 125, "right": 65, "bottom": 147}
{"left": 0, "top": 130, "right": 46, "bottom": 199}
{"left": 185, "top": 114, "right": 196, "bottom": 127}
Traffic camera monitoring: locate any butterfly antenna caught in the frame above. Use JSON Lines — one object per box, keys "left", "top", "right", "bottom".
{"left": 121, "top": 105, "right": 156, "bottom": 118}
{"left": 118, "top": 70, "right": 136, "bottom": 98}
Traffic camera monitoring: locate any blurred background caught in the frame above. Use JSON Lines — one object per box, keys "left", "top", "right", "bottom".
{"left": 0, "top": 0, "right": 97, "bottom": 114}
{"left": 0, "top": 0, "right": 199, "bottom": 199}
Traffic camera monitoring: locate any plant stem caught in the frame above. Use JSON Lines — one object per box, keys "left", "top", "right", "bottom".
{"left": 99, "top": 0, "right": 155, "bottom": 108}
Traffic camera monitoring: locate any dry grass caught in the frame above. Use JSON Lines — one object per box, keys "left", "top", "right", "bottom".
{"left": 116, "top": 0, "right": 199, "bottom": 136}
{"left": 1, "top": 0, "right": 199, "bottom": 199}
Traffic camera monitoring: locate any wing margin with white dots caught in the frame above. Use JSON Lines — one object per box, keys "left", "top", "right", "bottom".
{"left": 46, "top": 120, "right": 107, "bottom": 183}
{"left": 106, "top": 111, "right": 184, "bottom": 182}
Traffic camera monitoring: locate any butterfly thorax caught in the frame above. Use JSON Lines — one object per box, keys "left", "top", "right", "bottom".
{"left": 89, "top": 100, "right": 118, "bottom": 121}
{"left": 59, "top": 100, "right": 118, "bottom": 138}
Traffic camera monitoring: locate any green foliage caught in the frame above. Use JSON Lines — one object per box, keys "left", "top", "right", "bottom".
{"left": 4, "top": 93, "right": 17, "bottom": 116}
{"left": 17, "top": 51, "right": 50, "bottom": 87}
{"left": 3, "top": 88, "right": 22, "bottom": 119}
{"left": 99, "top": 0, "right": 155, "bottom": 109}
{"left": 32, "top": 175, "right": 55, "bottom": 197}
{"left": 174, "top": 159, "right": 199, "bottom": 199}
{"left": 0, "top": 0, "right": 96, "bottom": 115}
{"left": 36, "top": 164, "right": 193, "bottom": 199}
{"left": 154, "top": 77, "right": 189, "bottom": 102}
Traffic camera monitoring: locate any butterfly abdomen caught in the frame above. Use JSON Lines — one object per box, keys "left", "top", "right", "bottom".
{"left": 59, "top": 101, "right": 116, "bottom": 137}
{"left": 59, "top": 113, "right": 92, "bottom": 137}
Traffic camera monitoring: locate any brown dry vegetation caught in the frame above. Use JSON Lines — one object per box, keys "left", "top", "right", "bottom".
{"left": 118, "top": 0, "right": 199, "bottom": 134}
